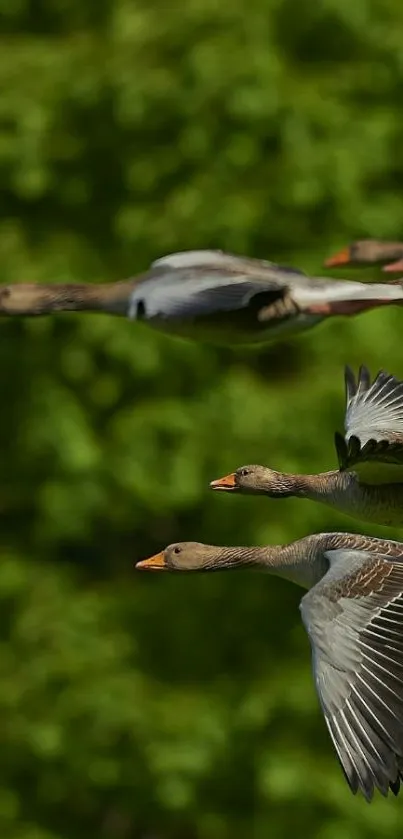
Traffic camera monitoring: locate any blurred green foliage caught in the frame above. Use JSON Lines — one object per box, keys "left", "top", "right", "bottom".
{"left": 2, "top": 0, "right": 403, "bottom": 836}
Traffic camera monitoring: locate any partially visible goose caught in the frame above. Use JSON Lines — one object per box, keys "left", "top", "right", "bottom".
{"left": 136, "top": 530, "right": 403, "bottom": 800}
{"left": 325, "top": 240, "right": 403, "bottom": 270}
{"left": 210, "top": 366, "right": 403, "bottom": 527}
{"left": 2, "top": 250, "right": 403, "bottom": 345}
{"left": 384, "top": 258, "right": 403, "bottom": 273}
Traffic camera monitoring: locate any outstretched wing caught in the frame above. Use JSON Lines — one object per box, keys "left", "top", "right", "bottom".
{"left": 300, "top": 548, "right": 403, "bottom": 800}
{"left": 334, "top": 366, "right": 403, "bottom": 483}
{"left": 150, "top": 250, "right": 306, "bottom": 277}
{"left": 127, "top": 250, "right": 305, "bottom": 321}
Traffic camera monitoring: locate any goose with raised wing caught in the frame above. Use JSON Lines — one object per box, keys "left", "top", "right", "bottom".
{"left": 210, "top": 366, "right": 403, "bottom": 527}
{"left": 136, "top": 530, "right": 403, "bottom": 800}
{"left": 2, "top": 250, "right": 403, "bottom": 346}
{"left": 325, "top": 240, "right": 403, "bottom": 271}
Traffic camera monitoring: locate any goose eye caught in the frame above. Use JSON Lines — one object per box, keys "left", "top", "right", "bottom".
{"left": 239, "top": 468, "right": 250, "bottom": 477}
{"left": 173, "top": 546, "right": 181, "bottom": 555}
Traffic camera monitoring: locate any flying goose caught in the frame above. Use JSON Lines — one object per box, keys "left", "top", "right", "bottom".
{"left": 210, "top": 366, "right": 403, "bottom": 527}
{"left": 325, "top": 240, "right": 403, "bottom": 270}
{"left": 136, "top": 530, "right": 403, "bottom": 800}
{"left": 2, "top": 250, "right": 403, "bottom": 345}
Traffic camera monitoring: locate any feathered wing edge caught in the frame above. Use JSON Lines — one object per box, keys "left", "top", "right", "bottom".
{"left": 301, "top": 550, "right": 403, "bottom": 799}
{"left": 335, "top": 366, "right": 403, "bottom": 471}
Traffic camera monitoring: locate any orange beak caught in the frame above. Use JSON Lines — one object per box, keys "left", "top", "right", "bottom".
{"left": 383, "top": 259, "right": 403, "bottom": 273}
{"left": 135, "top": 551, "right": 167, "bottom": 570}
{"left": 210, "top": 472, "right": 237, "bottom": 491}
{"left": 324, "top": 246, "right": 351, "bottom": 268}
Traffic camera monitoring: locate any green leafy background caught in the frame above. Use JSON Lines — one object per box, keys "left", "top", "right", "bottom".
{"left": 2, "top": 0, "right": 403, "bottom": 835}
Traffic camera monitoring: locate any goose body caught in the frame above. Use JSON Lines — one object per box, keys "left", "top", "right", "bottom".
{"left": 384, "top": 258, "right": 403, "bottom": 273}
{"left": 210, "top": 366, "right": 403, "bottom": 528}
{"left": 136, "top": 531, "right": 403, "bottom": 800}
{"left": 2, "top": 250, "right": 403, "bottom": 346}
{"left": 325, "top": 239, "right": 403, "bottom": 271}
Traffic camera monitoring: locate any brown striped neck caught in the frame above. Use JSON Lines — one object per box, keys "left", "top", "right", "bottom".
{"left": 157, "top": 539, "right": 334, "bottom": 588}
{"left": 0, "top": 279, "right": 139, "bottom": 317}
{"left": 195, "top": 537, "right": 335, "bottom": 589}
{"left": 230, "top": 468, "right": 354, "bottom": 499}
{"left": 137, "top": 534, "right": 403, "bottom": 590}
{"left": 184, "top": 545, "right": 284, "bottom": 571}
{"left": 294, "top": 470, "right": 355, "bottom": 498}
{"left": 219, "top": 532, "right": 403, "bottom": 571}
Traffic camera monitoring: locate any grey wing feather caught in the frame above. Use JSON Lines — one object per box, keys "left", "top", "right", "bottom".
{"left": 151, "top": 250, "right": 231, "bottom": 270}
{"left": 345, "top": 366, "right": 403, "bottom": 441}
{"left": 335, "top": 366, "right": 403, "bottom": 479}
{"left": 300, "top": 548, "right": 403, "bottom": 800}
{"left": 128, "top": 274, "right": 286, "bottom": 320}
{"left": 150, "top": 250, "right": 306, "bottom": 276}
{"left": 128, "top": 250, "right": 307, "bottom": 321}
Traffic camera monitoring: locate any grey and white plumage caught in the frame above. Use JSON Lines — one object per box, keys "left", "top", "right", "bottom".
{"left": 2, "top": 249, "right": 403, "bottom": 345}
{"left": 127, "top": 250, "right": 403, "bottom": 344}
{"left": 335, "top": 365, "right": 403, "bottom": 483}
{"left": 136, "top": 531, "right": 403, "bottom": 800}
{"left": 301, "top": 544, "right": 403, "bottom": 799}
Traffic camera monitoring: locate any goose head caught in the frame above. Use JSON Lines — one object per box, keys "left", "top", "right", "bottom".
{"left": 210, "top": 465, "right": 295, "bottom": 497}
{"left": 325, "top": 240, "right": 403, "bottom": 268}
{"left": 135, "top": 542, "right": 258, "bottom": 571}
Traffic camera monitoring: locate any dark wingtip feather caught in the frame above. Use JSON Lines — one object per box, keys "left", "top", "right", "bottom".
{"left": 334, "top": 431, "right": 348, "bottom": 470}
{"left": 344, "top": 366, "right": 357, "bottom": 402}
{"left": 344, "top": 364, "right": 373, "bottom": 404}
{"left": 348, "top": 435, "right": 362, "bottom": 461}
{"left": 357, "top": 365, "right": 371, "bottom": 393}
{"left": 339, "top": 760, "right": 358, "bottom": 795}
{"left": 338, "top": 433, "right": 362, "bottom": 468}
{"left": 371, "top": 369, "right": 389, "bottom": 391}
{"left": 389, "top": 776, "right": 400, "bottom": 796}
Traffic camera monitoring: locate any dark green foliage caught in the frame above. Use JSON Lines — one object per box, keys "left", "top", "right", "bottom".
{"left": 2, "top": 0, "right": 403, "bottom": 835}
